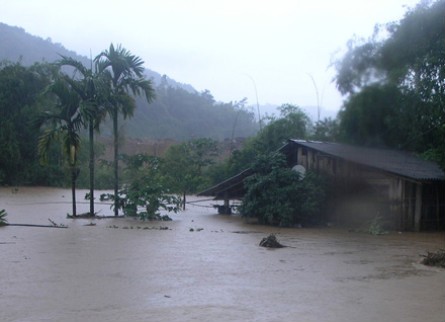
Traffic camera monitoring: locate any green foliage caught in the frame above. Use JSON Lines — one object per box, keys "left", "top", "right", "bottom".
{"left": 57, "top": 55, "right": 111, "bottom": 215}
{"left": 92, "top": 160, "right": 115, "bottom": 189}
{"left": 421, "top": 249, "right": 445, "bottom": 268}
{"left": 105, "top": 154, "right": 181, "bottom": 220}
{"left": 163, "top": 138, "right": 218, "bottom": 195}
{"left": 0, "top": 209, "right": 8, "bottom": 226}
{"left": 311, "top": 117, "right": 340, "bottom": 142}
{"left": 1, "top": 23, "right": 259, "bottom": 142}
{"left": 421, "top": 147, "right": 445, "bottom": 168}
{"left": 95, "top": 43, "right": 156, "bottom": 216}
{"left": 254, "top": 104, "right": 311, "bottom": 153}
{"left": 208, "top": 104, "right": 311, "bottom": 184}
{"left": 38, "top": 71, "right": 86, "bottom": 216}
{"left": 298, "top": 171, "right": 328, "bottom": 222}
{"left": 0, "top": 61, "right": 55, "bottom": 184}
{"left": 0, "top": 37, "right": 255, "bottom": 192}
{"left": 338, "top": 84, "right": 407, "bottom": 147}
{"left": 239, "top": 153, "right": 327, "bottom": 227}
{"left": 367, "top": 216, "right": 388, "bottom": 235}
{"left": 75, "top": 139, "right": 109, "bottom": 189}
{"left": 334, "top": 0, "right": 445, "bottom": 164}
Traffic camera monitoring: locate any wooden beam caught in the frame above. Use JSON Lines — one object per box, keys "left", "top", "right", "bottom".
{"left": 414, "top": 183, "right": 423, "bottom": 231}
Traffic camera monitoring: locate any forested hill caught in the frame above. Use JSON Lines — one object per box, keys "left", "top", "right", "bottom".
{"left": 0, "top": 22, "right": 259, "bottom": 140}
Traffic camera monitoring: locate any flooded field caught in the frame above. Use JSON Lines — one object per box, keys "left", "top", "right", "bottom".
{"left": 1, "top": 187, "right": 444, "bottom": 322}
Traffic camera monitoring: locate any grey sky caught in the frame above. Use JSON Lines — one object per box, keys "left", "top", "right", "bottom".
{"left": 1, "top": 0, "right": 420, "bottom": 118}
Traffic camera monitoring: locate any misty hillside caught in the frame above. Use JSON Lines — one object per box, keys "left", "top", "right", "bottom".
{"left": 0, "top": 22, "right": 258, "bottom": 140}
{"left": 0, "top": 23, "right": 195, "bottom": 92}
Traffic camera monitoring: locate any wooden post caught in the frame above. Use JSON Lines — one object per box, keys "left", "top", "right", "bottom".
{"left": 414, "top": 183, "right": 423, "bottom": 232}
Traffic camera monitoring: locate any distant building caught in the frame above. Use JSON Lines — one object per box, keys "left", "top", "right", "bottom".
{"left": 199, "top": 140, "right": 445, "bottom": 231}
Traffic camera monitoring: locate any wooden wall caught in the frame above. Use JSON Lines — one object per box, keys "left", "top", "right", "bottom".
{"left": 285, "top": 143, "right": 445, "bottom": 231}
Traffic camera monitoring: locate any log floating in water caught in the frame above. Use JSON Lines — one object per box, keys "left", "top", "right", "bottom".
{"left": 4, "top": 223, "right": 68, "bottom": 229}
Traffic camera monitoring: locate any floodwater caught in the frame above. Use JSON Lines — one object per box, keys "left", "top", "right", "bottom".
{"left": 1, "top": 187, "right": 444, "bottom": 322}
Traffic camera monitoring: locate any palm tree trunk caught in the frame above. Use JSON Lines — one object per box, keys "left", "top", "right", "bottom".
{"left": 183, "top": 191, "right": 186, "bottom": 210}
{"left": 71, "top": 167, "right": 77, "bottom": 217}
{"left": 113, "top": 109, "right": 119, "bottom": 217}
{"left": 89, "top": 121, "right": 95, "bottom": 216}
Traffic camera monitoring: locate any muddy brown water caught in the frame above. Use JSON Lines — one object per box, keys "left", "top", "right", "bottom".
{"left": 1, "top": 187, "right": 444, "bottom": 322}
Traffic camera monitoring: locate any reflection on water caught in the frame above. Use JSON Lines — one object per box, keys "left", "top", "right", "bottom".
{"left": 1, "top": 187, "right": 444, "bottom": 322}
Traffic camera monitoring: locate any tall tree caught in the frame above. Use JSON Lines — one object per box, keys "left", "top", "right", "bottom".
{"left": 95, "top": 44, "right": 155, "bottom": 216}
{"left": 334, "top": 0, "right": 445, "bottom": 163}
{"left": 254, "top": 104, "right": 311, "bottom": 153}
{"left": 207, "top": 104, "right": 312, "bottom": 185}
{"left": 38, "top": 75, "right": 84, "bottom": 217}
{"left": 57, "top": 56, "right": 108, "bottom": 216}
{"left": 0, "top": 61, "right": 54, "bottom": 185}
{"left": 311, "top": 117, "right": 339, "bottom": 142}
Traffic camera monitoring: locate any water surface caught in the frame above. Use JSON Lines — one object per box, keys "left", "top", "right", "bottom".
{"left": 1, "top": 187, "right": 444, "bottom": 321}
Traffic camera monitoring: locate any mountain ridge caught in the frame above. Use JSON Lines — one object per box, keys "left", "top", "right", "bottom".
{"left": 0, "top": 23, "right": 196, "bottom": 93}
{"left": 0, "top": 22, "right": 259, "bottom": 140}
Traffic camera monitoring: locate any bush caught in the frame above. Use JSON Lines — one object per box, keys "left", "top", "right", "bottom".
{"left": 421, "top": 249, "right": 445, "bottom": 268}
{"left": 117, "top": 179, "right": 181, "bottom": 221}
{"left": 240, "top": 153, "right": 327, "bottom": 227}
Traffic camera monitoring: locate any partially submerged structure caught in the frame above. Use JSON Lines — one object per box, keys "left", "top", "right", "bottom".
{"left": 199, "top": 140, "right": 445, "bottom": 231}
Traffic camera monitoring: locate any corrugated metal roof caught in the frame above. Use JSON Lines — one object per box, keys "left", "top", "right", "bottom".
{"left": 289, "top": 140, "right": 445, "bottom": 181}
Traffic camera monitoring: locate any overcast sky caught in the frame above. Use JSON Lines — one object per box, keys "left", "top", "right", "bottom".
{"left": 1, "top": 0, "right": 420, "bottom": 118}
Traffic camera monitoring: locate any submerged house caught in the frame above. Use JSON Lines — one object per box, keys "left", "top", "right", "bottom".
{"left": 199, "top": 140, "right": 445, "bottom": 231}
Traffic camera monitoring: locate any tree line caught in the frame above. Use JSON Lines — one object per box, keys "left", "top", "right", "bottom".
{"left": 0, "top": 22, "right": 259, "bottom": 142}
{"left": 0, "top": 44, "right": 154, "bottom": 217}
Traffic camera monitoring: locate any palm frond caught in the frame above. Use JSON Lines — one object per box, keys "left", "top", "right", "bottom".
{"left": 57, "top": 55, "right": 88, "bottom": 72}
{"left": 38, "top": 128, "right": 59, "bottom": 165}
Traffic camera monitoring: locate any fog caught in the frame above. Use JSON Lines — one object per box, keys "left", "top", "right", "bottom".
{"left": 0, "top": 0, "right": 421, "bottom": 115}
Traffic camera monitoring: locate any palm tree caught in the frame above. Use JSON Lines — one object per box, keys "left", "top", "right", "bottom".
{"left": 57, "top": 56, "right": 108, "bottom": 216}
{"left": 95, "top": 44, "right": 155, "bottom": 216}
{"left": 38, "top": 75, "right": 84, "bottom": 217}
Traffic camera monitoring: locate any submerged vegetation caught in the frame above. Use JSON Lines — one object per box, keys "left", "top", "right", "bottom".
{"left": 259, "top": 234, "right": 286, "bottom": 248}
{"left": 101, "top": 154, "right": 181, "bottom": 221}
{"left": 367, "top": 216, "right": 388, "bottom": 236}
{"left": 0, "top": 209, "right": 7, "bottom": 226}
{"left": 421, "top": 250, "right": 445, "bottom": 268}
{"left": 239, "top": 153, "right": 328, "bottom": 227}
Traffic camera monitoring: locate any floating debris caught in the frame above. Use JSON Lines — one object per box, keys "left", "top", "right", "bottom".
{"left": 421, "top": 249, "right": 445, "bottom": 268}
{"left": 232, "top": 231, "right": 263, "bottom": 234}
{"left": 259, "top": 234, "right": 285, "bottom": 248}
{"left": 48, "top": 218, "right": 67, "bottom": 228}
{"left": 107, "top": 225, "right": 170, "bottom": 230}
